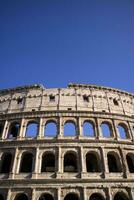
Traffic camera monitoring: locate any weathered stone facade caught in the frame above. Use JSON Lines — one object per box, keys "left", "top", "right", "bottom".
{"left": 0, "top": 83, "right": 134, "bottom": 200}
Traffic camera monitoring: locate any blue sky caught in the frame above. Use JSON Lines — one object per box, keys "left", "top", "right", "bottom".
{"left": 0, "top": 0, "right": 134, "bottom": 93}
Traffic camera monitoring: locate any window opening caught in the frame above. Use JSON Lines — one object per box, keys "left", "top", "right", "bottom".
{"left": 0, "top": 123, "right": 4, "bottom": 138}
{"left": 14, "top": 194, "right": 28, "bottom": 200}
{"left": 26, "top": 122, "right": 38, "bottom": 138}
{"left": 113, "top": 98, "right": 119, "bottom": 106}
{"left": 89, "top": 193, "right": 104, "bottom": 200}
{"left": 107, "top": 153, "right": 121, "bottom": 172}
{"left": 0, "top": 153, "right": 12, "bottom": 173}
{"left": 86, "top": 153, "right": 100, "bottom": 172}
{"left": 20, "top": 153, "right": 33, "bottom": 173}
{"left": 45, "top": 122, "right": 57, "bottom": 137}
{"left": 39, "top": 194, "right": 54, "bottom": 200}
{"left": 41, "top": 153, "right": 55, "bottom": 172}
{"left": 64, "top": 122, "right": 76, "bottom": 137}
{"left": 118, "top": 125, "right": 127, "bottom": 139}
{"left": 83, "top": 95, "right": 89, "bottom": 102}
{"left": 114, "top": 192, "right": 129, "bottom": 200}
{"left": 8, "top": 122, "right": 20, "bottom": 138}
{"left": 64, "top": 152, "right": 77, "bottom": 172}
{"left": 101, "top": 123, "right": 111, "bottom": 137}
{"left": 126, "top": 154, "right": 134, "bottom": 173}
{"left": 49, "top": 95, "right": 55, "bottom": 102}
{"left": 64, "top": 193, "right": 79, "bottom": 200}
{"left": 0, "top": 194, "right": 4, "bottom": 200}
{"left": 83, "top": 122, "right": 95, "bottom": 137}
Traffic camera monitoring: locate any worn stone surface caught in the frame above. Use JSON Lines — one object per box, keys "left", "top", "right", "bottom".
{"left": 0, "top": 83, "right": 134, "bottom": 200}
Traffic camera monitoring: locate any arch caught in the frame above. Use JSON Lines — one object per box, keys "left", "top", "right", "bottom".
{"left": 0, "top": 123, "right": 4, "bottom": 138}
{"left": 101, "top": 122, "right": 112, "bottom": 137}
{"left": 117, "top": 124, "right": 128, "bottom": 139}
{"left": 126, "top": 153, "right": 134, "bottom": 173}
{"left": 107, "top": 152, "right": 122, "bottom": 172}
{"left": 8, "top": 122, "right": 20, "bottom": 138}
{"left": 64, "top": 152, "right": 78, "bottom": 172}
{"left": 41, "top": 152, "right": 55, "bottom": 172}
{"left": 14, "top": 193, "right": 28, "bottom": 200}
{"left": 83, "top": 121, "right": 95, "bottom": 137}
{"left": 25, "top": 122, "right": 38, "bottom": 138}
{"left": 64, "top": 193, "right": 79, "bottom": 200}
{"left": 39, "top": 193, "right": 54, "bottom": 200}
{"left": 64, "top": 121, "right": 76, "bottom": 137}
{"left": 44, "top": 121, "right": 57, "bottom": 137}
{"left": 89, "top": 193, "right": 104, "bottom": 200}
{"left": 0, "top": 194, "right": 4, "bottom": 200}
{"left": 114, "top": 192, "right": 129, "bottom": 200}
{"left": 86, "top": 152, "right": 100, "bottom": 172}
{"left": 0, "top": 152, "right": 12, "bottom": 173}
{"left": 113, "top": 98, "right": 119, "bottom": 106}
{"left": 20, "top": 152, "right": 33, "bottom": 173}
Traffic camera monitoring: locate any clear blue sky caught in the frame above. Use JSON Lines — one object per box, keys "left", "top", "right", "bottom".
{"left": 0, "top": 0, "right": 134, "bottom": 92}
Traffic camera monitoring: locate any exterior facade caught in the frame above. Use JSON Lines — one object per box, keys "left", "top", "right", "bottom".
{"left": 0, "top": 83, "right": 134, "bottom": 200}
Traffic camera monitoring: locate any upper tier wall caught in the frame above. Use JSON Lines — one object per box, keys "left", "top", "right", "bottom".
{"left": 0, "top": 84, "right": 134, "bottom": 116}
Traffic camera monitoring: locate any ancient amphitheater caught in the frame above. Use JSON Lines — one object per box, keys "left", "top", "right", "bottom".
{"left": 0, "top": 83, "right": 134, "bottom": 200}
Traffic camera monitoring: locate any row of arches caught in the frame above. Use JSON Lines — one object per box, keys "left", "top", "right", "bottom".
{"left": 0, "top": 120, "right": 131, "bottom": 139}
{"left": 0, "top": 191, "right": 129, "bottom": 200}
{"left": 0, "top": 151, "right": 134, "bottom": 174}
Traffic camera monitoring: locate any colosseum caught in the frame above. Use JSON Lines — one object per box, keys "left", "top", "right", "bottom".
{"left": 0, "top": 83, "right": 134, "bottom": 200}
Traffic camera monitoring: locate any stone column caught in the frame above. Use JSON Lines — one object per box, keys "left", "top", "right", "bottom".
{"left": 100, "top": 147, "right": 108, "bottom": 178}
{"left": 119, "top": 148, "right": 128, "bottom": 178}
{"left": 18, "top": 118, "right": 25, "bottom": 139}
{"left": 78, "top": 117, "right": 83, "bottom": 138}
{"left": 57, "top": 188, "right": 61, "bottom": 200}
{"left": 37, "top": 118, "right": 43, "bottom": 138}
{"left": 112, "top": 120, "right": 120, "bottom": 140}
{"left": 2, "top": 120, "right": 8, "bottom": 139}
{"left": 95, "top": 118, "right": 101, "bottom": 139}
{"left": 107, "top": 188, "right": 112, "bottom": 200}
{"left": 32, "top": 148, "right": 39, "bottom": 179}
{"left": 57, "top": 147, "right": 62, "bottom": 178}
{"left": 31, "top": 189, "right": 36, "bottom": 200}
{"left": 58, "top": 117, "right": 63, "bottom": 138}
{"left": 81, "top": 147, "right": 86, "bottom": 178}
{"left": 83, "top": 187, "right": 87, "bottom": 200}
{"left": 6, "top": 189, "right": 11, "bottom": 200}
{"left": 10, "top": 148, "right": 19, "bottom": 179}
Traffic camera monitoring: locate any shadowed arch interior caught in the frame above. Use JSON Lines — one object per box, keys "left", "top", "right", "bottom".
{"left": 39, "top": 193, "right": 54, "bottom": 200}
{"left": 86, "top": 152, "right": 100, "bottom": 172}
{"left": 8, "top": 122, "right": 20, "bottom": 138}
{"left": 114, "top": 192, "right": 129, "bottom": 200}
{"left": 107, "top": 152, "right": 122, "bottom": 172}
{"left": 0, "top": 194, "right": 4, "bottom": 200}
{"left": 126, "top": 153, "right": 134, "bottom": 173}
{"left": 89, "top": 193, "right": 104, "bottom": 200}
{"left": 64, "top": 193, "right": 79, "bottom": 200}
{"left": 20, "top": 152, "right": 33, "bottom": 173}
{"left": 0, "top": 152, "right": 12, "bottom": 173}
{"left": 0, "top": 123, "right": 4, "bottom": 138}
{"left": 14, "top": 193, "right": 28, "bottom": 200}
{"left": 41, "top": 152, "right": 55, "bottom": 172}
{"left": 64, "top": 152, "right": 78, "bottom": 172}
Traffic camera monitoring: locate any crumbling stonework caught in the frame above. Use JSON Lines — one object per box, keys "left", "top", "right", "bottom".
{"left": 0, "top": 83, "right": 134, "bottom": 200}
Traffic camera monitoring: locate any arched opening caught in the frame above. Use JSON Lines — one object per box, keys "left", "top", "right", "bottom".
{"left": 14, "top": 193, "right": 28, "bottom": 200}
{"left": 113, "top": 98, "right": 119, "bottom": 106}
{"left": 20, "top": 152, "right": 33, "bottom": 173}
{"left": 25, "top": 122, "right": 38, "bottom": 138}
{"left": 114, "top": 192, "right": 129, "bottom": 200}
{"left": 86, "top": 152, "right": 100, "bottom": 172}
{"left": 64, "top": 152, "right": 78, "bottom": 172}
{"left": 101, "top": 123, "right": 111, "bottom": 137}
{"left": 0, "top": 153, "right": 12, "bottom": 173}
{"left": 64, "top": 122, "right": 76, "bottom": 137}
{"left": 118, "top": 124, "right": 128, "bottom": 139}
{"left": 8, "top": 122, "right": 20, "bottom": 139}
{"left": 0, "top": 194, "right": 4, "bottom": 200}
{"left": 64, "top": 193, "right": 79, "bottom": 200}
{"left": 107, "top": 152, "right": 122, "bottom": 172}
{"left": 39, "top": 193, "right": 54, "bottom": 200}
{"left": 83, "top": 122, "right": 95, "bottom": 137}
{"left": 44, "top": 122, "right": 57, "bottom": 137}
{"left": 126, "top": 153, "right": 134, "bottom": 173}
{"left": 41, "top": 152, "right": 55, "bottom": 172}
{"left": 89, "top": 193, "right": 104, "bottom": 200}
{"left": 0, "top": 123, "right": 4, "bottom": 138}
